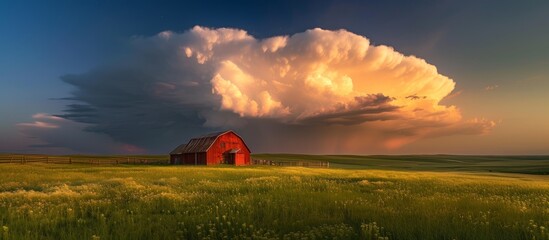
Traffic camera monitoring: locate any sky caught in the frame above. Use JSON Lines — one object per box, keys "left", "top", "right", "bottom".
{"left": 1, "top": 0, "right": 548, "bottom": 155}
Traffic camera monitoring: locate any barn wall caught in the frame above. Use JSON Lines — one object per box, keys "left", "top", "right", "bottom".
{"left": 198, "top": 153, "right": 207, "bottom": 164}
{"left": 175, "top": 152, "right": 207, "bottom": 165}
{"left": 206, "top": 132, "right": 251, "bottom": 165}
{"left": 183, "top": 153, "right": 194, "bottom": 164}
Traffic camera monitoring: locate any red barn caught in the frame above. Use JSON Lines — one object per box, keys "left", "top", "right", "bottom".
{"left": 169, "top": 130, "right": 251, "bottom": 165}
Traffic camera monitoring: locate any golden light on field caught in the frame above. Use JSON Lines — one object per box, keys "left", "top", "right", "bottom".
{"left": 0, "top": 163, "right": 547, "bottom": 239}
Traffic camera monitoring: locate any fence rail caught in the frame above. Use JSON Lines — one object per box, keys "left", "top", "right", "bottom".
{"left": 252, "top": 158, "right": 329, "bottom": 168}
{"left": 0, "top": 155, "right": 169, "bottom": 165}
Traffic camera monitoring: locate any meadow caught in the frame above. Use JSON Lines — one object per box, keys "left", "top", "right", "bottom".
{"left": 0, "top": 155, "right": 548, "bottom": 239}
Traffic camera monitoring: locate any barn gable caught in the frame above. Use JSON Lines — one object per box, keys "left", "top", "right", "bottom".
{"left": 169, "top": 130, "right": 251, "bottom": 154}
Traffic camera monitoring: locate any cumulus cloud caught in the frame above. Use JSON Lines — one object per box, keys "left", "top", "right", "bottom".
{"left": 485, "top": 84, "right": 499, "bottom": 91}
{"left": 181, "top": 27, "right": 458, "bottom": 124}
{"left": 18, "top": 26, "right": 494, "bottom": 154}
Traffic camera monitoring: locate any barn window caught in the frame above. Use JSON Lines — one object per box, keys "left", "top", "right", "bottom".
{"left": 220, "top": 142, "right": 225, "bottom": 148}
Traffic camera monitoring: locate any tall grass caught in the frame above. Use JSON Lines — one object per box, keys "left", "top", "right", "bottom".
{"left": 0, "top": 164, "right": 547, "bottom": 239}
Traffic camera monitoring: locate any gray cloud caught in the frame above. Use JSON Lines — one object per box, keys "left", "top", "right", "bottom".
{"left": 299, "top": 94, "right": 400, "bottom": 125}
{"left": 17, "top": 26, "right": 494, "bottom": 154}
{"left": 16, "top": 114, "right": 131, "bottom": 154}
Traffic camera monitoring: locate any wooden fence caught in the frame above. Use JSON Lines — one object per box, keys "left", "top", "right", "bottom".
{"left": 252, "top": 158, "right": 329, "bottom": 168}
{"left": 0, "top": 155, "right": 169, "bottom": 165}
{"left": 0, "top": 155, "right": 328, "bottom": 168}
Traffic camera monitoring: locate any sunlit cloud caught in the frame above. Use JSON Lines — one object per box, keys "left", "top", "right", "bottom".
{"left": 17, "top": 113, "right": 62, "bottom": 129}
{"left": 17, "top": 121, "right": 59, "bottom": 129}
{"left": 180, "top": 26, "right": 465, "bottom": 129}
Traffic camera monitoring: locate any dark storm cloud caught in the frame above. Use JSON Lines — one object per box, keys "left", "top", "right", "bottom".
{"left": 58, "top": 66, "right": 215, "bottom": 152}
{"left": 46, "top": 32, "right": 222, "bottom": 152}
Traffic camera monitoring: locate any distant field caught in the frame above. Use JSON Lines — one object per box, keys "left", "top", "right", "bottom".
{"left": 0, "top": 161, "right": 548, "bottom": 239}
{"left": 254, "top": 154, "right": 549, "bottom": 174}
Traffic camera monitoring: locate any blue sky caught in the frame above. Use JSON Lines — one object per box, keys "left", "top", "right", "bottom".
{"left": 1, "top": 1, "right": 549, "bottom": 154}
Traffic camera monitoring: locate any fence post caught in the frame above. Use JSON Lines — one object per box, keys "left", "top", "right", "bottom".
{"left": 69, "top": 157, "right": 72, "bottom": 164}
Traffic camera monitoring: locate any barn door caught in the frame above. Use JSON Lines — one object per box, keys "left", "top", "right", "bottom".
{"left": 235, "top": 153, "right": 245, "bottom": 166}
{"left": 223, "top": 153, "right": 236, "bottom": 164}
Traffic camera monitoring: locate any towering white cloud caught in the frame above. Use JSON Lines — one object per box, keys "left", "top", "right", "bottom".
{"left": 18, "top": 26, "right": 494, "bottom": 153}
{"left": 182, "top": 26, "right": 458, "bottom": 125}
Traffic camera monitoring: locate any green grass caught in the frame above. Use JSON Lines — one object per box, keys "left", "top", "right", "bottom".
{"left": 0, "top": 161, "right": 548, "bottom": 240}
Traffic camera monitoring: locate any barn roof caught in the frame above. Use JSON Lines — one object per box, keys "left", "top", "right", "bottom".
{"left": 169, "top": 143, "right": 187, "bottom": 155}
{"left": 169, "top": 130, "right": 251, "bottom": 154}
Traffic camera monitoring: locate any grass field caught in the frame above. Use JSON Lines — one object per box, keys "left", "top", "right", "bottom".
{"left": 0, "top": 155, "right": 548, "bottom": 239}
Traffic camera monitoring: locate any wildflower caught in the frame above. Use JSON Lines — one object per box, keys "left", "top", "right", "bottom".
{"left": 2, "top": 226, "right": 8, "bottom": 232}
